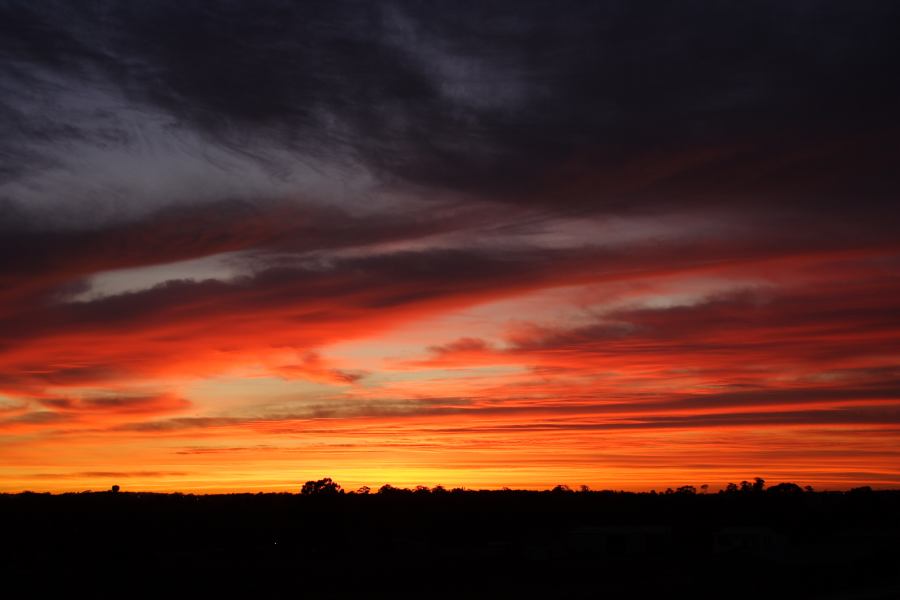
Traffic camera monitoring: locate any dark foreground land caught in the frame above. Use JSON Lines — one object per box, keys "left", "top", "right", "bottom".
{"left": 3, "top": 487, "right": 900, "bottom": 599}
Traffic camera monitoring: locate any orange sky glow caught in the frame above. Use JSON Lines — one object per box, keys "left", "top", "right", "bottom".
{"left": 2, "top": 232, "right": 898, "bottom": 492}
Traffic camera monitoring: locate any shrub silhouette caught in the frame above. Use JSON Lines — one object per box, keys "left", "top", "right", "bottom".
{"left": 768, "top": 482, "right": 803, "bottom": 494}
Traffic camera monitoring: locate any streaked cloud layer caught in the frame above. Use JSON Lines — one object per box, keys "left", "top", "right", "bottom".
{"left": 1, "top": 1, "right": 898, "bottom": 491}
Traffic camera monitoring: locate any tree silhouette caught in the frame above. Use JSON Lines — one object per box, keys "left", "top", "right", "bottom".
{"left": 734, "top": 478, "right": 766, "bottom": 493}
{"left": 768, "top": 482, "right": 803, "bottom": 494}
{"left": 300, "top": 477, "right": 342, "bottom": 496}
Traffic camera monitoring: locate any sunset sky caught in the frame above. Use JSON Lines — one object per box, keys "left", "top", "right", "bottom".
{"left": 1, "top": 1, "right": 899, "bottom": 493}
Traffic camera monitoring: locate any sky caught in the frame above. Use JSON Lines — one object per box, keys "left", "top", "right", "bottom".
{"left": 1, "top": 1, "right": 899, "bottom": 493}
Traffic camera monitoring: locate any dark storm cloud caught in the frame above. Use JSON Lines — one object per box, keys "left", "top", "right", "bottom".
{"left": 0, "top": 197, "right": 466, "bottom": 271}
{"left": 2, "top": 0, "right": 898, "bottom": 224}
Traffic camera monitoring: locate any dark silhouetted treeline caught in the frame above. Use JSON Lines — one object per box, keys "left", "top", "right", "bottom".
{"left": 2, "top": 480, "right": 899, "bottom": 598}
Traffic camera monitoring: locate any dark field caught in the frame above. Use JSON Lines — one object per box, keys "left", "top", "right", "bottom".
{"left": 3, "top": 487, "right": 900, "bottom": 598}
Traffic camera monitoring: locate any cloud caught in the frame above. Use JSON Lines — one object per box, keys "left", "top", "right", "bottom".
{"left": 0, "top": 393, "right": 189, "bottom": 434}
{"left": 37, "top": 393, "right": 189, "bottom": 415}
{"left": 417, "top": 267, "right": 900, "bottom": 375}
{"left": 271, "top": 352, "right": 367, "bottom": 385}
{"left": 110, "top": 417, "right": 243, "bottom": 433}
{"left": 1, "top": 1, "right": 898, "bottom": 224}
